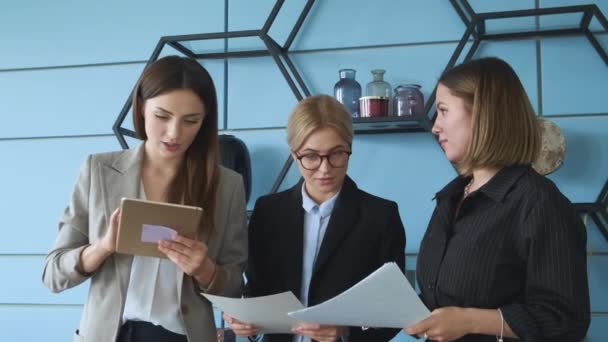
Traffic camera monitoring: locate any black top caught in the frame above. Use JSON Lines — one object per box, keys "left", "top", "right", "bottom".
{"left": 417, "top": 165, "right": 590, "bottom": 342}
{"left": 245, "top": 176, "right": 406, "bottom": 342}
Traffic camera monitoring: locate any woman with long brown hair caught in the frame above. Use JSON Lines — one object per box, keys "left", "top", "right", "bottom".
{"left": 43, "top": 56, "right": 247, "bottom": 342}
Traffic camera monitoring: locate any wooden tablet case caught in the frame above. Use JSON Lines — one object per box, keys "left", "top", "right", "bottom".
{"left": 116, "top": 198, "right": 203, "bottom": 258}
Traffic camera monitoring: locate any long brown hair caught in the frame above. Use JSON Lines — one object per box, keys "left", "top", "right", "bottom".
{"left": 133, "top": 56, "right": 219, "bottom": 235}
{"left": 438, "top": 57, "right": 540, "bottom": 175}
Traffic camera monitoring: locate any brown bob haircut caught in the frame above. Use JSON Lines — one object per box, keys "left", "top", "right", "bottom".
{"left": 132, "top": 55, "right": 219, "bottom": 234}
{"left": 438, "top": 57, "right": 540, "bottom": 175}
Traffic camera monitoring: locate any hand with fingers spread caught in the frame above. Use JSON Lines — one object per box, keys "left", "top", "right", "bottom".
{"left": 292, "top": 323, "right": 348, "bottom": 342}
{"left": 223, "top": 313, "right": 259, "bottom": 337}
{"left": 405, "top": 307, "right": 472, "bottom": 342}
{"left": 158, "top": 234, "right": 217, "bottom": 288}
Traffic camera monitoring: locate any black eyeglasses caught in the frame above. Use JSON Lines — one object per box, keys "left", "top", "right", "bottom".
{"left": 294, "top": 150, "right": 352, "bottom": 170}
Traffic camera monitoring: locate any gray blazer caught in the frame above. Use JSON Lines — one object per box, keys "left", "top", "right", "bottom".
{"left": 42, "top": 144, "right": 248, "bottom": 342}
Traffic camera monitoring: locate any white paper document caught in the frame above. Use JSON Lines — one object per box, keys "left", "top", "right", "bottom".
{"left": 202, "top": 292, "right": 305, "bottom": 334}
{"left": 287, "top": 262, "right": 430, "bottom": 328}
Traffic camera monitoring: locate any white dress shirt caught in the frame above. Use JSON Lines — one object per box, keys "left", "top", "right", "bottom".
{"left": 294, "top": 184, "right": 339, "bottom": 342}
{"left": 122, "top": 185, "right": 186, "bottom": 335}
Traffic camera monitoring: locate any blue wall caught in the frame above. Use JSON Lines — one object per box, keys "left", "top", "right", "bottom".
{"left": 1, "top": 1, "right": 606, "bottom": 340}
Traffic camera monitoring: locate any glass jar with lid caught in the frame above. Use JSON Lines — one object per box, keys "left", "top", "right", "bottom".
{"left": 392, "top": 84, "right": 424, "bottom": 116}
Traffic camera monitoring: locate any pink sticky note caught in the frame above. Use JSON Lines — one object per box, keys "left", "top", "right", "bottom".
{"left": 141, "top": 224, "right": 177, "bottom": 243}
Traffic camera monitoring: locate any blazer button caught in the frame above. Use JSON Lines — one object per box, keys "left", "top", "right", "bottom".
{"left": 181, "top": 304, "right": 189, "bottom": 315}
{"left": 428, "top": 283, "right": 435, "bottom": 290}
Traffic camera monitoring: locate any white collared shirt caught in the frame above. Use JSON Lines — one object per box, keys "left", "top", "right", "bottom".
{"left": 122, "top": 256, "right": 185, "bottom": 334}
{"left": 294, "top": 184, "right": 340, "bottom": 342}
{"left": 122, "top": 185, "right": 186, "bottom": 335}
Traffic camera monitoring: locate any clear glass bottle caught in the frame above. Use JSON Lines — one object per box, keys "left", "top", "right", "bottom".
{"left": 333, "top": 69, "right": 362, "bottom": 118}
{"left": 393, "top": 84, "right": 424, "bottom": 116}
{"left": 366, "top": 69, "right": 392, "bottom": 98}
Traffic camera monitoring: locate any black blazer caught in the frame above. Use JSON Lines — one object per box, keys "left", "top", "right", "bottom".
{"left": 245, "top": 176, "right": 406, "bottom": 342}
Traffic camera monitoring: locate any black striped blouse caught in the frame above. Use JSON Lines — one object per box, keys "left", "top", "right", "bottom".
{"left": 416, "top": 165, "right": 590, "bottom": 342}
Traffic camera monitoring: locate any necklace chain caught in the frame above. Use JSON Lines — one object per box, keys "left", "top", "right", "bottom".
{"left": 464, "top": 178, "right": 474, "bottom": 197}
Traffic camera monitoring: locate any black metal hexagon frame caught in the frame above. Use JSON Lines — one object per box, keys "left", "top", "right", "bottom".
{"left": 113, "top": 0, "right": 316, "bottom": 148}
{"left": 113, "top": 0, "right": 608, "bottom": 241}
{"left": 113, "top": 0, "right": 319, "bottom": 197}
{"left": 422, "top": 0, "right": 608, "bottom": 242}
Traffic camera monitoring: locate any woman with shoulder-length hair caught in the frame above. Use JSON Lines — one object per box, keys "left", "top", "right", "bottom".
{"left": 405, "top": 57, "right": 590, "bottom": 342}
{"left": 43, "top": 56, "right": 248, "bottom": 342}
{"left": 225, "top": 95, "right": 406, "bottom": 342}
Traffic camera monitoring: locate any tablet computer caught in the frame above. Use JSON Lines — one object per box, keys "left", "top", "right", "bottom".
{"left": 116, "top": 198, "right": 203, "bottom": 258}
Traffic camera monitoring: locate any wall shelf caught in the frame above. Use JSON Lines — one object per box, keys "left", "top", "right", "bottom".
{"left": 111, "top": 0, "right": 608, "bottom": 242}
{"left": 352, "top": 115, "right": 430, "bottom": 135}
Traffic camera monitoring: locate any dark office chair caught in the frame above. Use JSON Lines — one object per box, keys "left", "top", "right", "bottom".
{"left": 219, "top": 134, "right": 252, "bottom": 202}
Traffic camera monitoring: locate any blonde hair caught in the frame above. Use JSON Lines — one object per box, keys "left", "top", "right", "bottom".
{"left": 439, "top": 57, "right": 540, "bottom": 175}
{"left": 287, "top": 95, "right": 354, "bottom": 151}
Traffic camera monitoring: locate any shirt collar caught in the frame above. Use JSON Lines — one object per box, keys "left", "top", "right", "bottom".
{"left": 435, "top": 164, "right": 530, "bottom": 203}
{"left": 301, "top": 183, "right": 340, "bottom": 218}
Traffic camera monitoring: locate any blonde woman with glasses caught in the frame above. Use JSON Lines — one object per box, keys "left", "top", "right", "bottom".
{"left": 225, "top": 95, "right": 406, "bottom": 342}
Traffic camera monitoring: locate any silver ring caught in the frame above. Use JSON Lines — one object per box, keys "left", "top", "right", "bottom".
{"left": 423, "top": 332, "right": 429, "bottom": 339}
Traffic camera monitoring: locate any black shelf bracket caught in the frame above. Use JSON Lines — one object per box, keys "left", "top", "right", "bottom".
{"left": 575, "top": 180, "right": 608, "bottom": 243}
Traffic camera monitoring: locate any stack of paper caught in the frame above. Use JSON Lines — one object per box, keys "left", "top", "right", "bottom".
{"left": 202, "top": 292, "right": 304, "bottom": 334}
{"left": 287, "top": 262, "right": 430, "bottom": 328}
{"left": 202, "top": 262, "right": 430, "bottom": 334}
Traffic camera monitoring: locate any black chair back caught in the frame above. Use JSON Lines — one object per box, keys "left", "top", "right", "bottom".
{"left": 219, "top": 134, "right": 252, "bottom": 201}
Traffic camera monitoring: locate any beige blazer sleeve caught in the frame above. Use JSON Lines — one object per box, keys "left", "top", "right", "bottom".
{"left": 42, "top": 149, "right": 248, "bottom": 342}
{"left": 42, "top": 155, "right": 93, "bottom": 293}
{"left": 200, "top": 167, "right": 248, "bottom": 297}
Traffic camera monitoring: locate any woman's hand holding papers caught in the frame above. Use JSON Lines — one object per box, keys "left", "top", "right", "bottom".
{"left": 405, "top": 306, "right": 472, "bottom": 341}
{"left": 159, "top": 234, "right": 217, "bottom": 288}
{"left": 223, "top": 314, "right": 259, "bottom": 337}
{"left": 405, "top": 306, "right": 517, "bottom": 341}
{"left": 406, "top": 306, "right": 518, "bottom": 341}
{"left": 292, "top": 323, "right": 348, "bottom": 342}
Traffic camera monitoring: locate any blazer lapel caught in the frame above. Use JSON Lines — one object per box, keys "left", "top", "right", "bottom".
{"left": 281, "top": 181, "right": 305, "bottom": 298}
{"left": 312, "top": 176, "right": 359, "bottom": 277}
{"left": 99, "top": 144, "right": 144, "bottom": 304}
{"left": 101, "top": 144, "right": 143, "bottom": 214}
